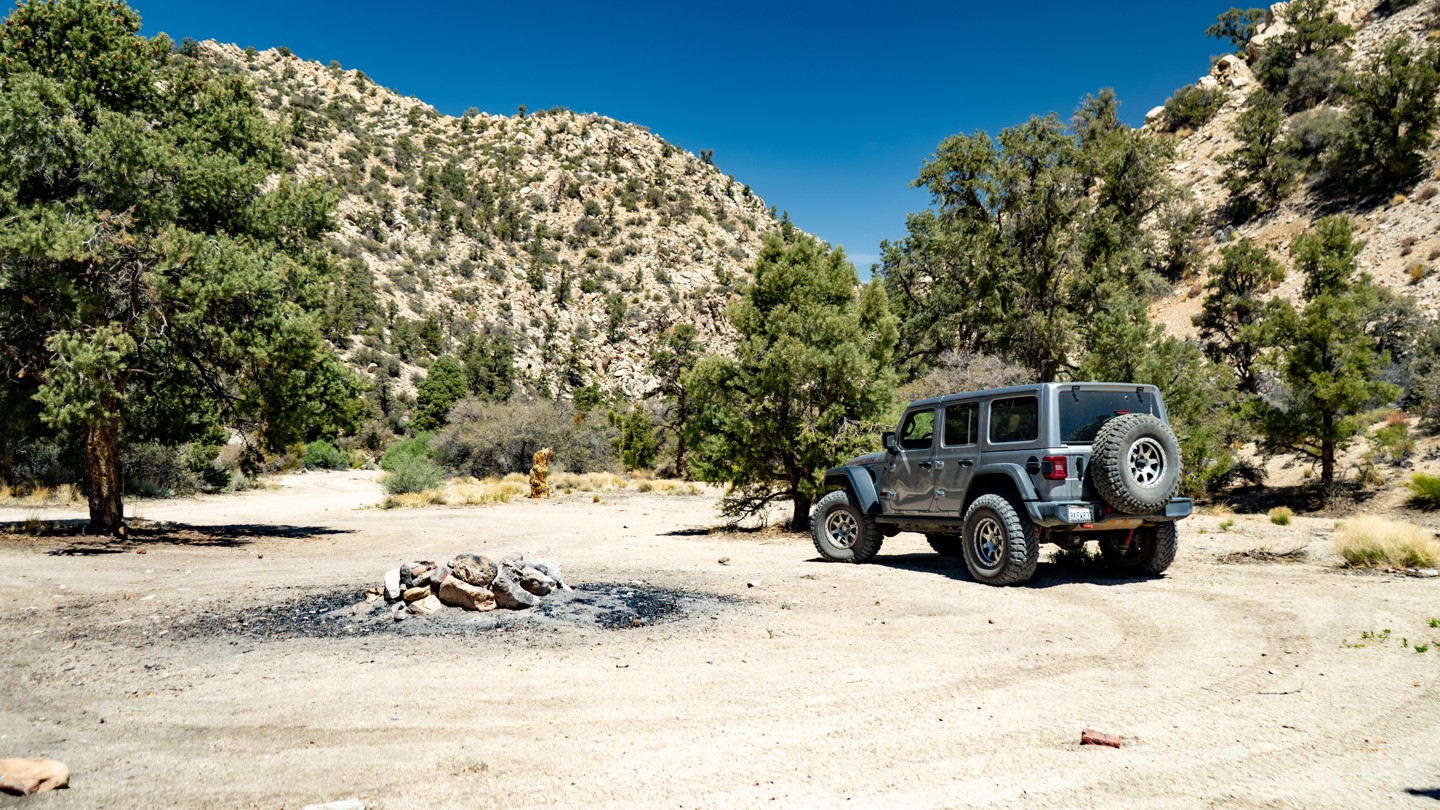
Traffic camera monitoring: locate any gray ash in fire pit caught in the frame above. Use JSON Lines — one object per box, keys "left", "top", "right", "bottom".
{"left": 178, "top": 582, "right": 732, "bottom": 641}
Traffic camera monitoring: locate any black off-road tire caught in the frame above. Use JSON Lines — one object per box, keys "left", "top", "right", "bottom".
{"left": 810, "top": 490, "right": 883, "bottom": 563}
{"left": 1091, "top": 413, "right": 1182, "bottom": 515}
{"left": 1100, "top": 522, "right": 1179, "bottom": 576}
{"left": 926, "top": 533, "right": 963, "bottom": 556}
{"left": 961, "top": 494, "right": 1039, "bottom": 586}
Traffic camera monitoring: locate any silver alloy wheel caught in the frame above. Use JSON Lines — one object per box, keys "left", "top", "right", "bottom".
{"left": 973, "top": 516, "right": 1004, "bottom": 569}
{"left": 1128, "top": 437, "right": 1167, "bottom": 488}
{"left": 825, "top": 509, "right": 859, "bottom": 550}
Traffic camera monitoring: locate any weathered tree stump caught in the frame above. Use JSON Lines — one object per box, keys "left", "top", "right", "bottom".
{"left": 529, "top": 447, "right": 554, "bottom": 499}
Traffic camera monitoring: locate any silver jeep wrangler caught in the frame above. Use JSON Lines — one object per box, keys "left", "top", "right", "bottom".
{"left": 811, "top": 382, "right": 1193, "bottom": 585}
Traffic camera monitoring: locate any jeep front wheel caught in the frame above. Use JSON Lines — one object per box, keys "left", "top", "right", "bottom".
{"left": 961, "top": 494, "right": 1039, "bottom": 586}
{"left": 810, "top": 490, "right": 883, "bottom": 563}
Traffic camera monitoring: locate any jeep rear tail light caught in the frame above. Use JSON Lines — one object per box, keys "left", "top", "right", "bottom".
{"left": 1041, "top": 456, "right": 1068, "bottom": 480}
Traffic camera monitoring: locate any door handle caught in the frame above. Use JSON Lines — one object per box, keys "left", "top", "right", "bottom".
{"left": 919, "top": 461, "right": 934, "bottom": 470}
{"left": 958, "top": 460, "right": 974, "bottom": 467}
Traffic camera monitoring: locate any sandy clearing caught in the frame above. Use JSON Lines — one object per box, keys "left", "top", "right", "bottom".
{"left": 1, "top": 471, "right": 1437, "bottom": 809}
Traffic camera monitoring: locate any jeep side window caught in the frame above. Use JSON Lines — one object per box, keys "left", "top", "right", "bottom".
{"left": 943, "top": 402, "right": 978, "bottom": 446}
{"left": 899, "top": 409, "right": 935, "bottom": 451}
{"left": 989, "top": 396, "right": 1038, "bottom": 444}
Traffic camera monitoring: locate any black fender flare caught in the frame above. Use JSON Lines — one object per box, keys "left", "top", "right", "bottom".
{"left": 823, "top": 466, "right": 880, "bottom": 515}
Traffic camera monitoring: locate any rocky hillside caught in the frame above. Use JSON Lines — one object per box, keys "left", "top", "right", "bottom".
{"left": 1146, "top": 0, "right": 1440, "bottom": 336}
{"left": 198, "top": 41, "right": 784, "bottom": 400}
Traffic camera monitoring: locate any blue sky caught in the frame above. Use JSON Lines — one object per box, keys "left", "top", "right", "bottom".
{"left": 135, "top": 1, "right": 1237, "bottom": 271}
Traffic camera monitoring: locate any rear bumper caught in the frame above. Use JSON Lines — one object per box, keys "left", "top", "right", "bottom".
{"left": 1026, "top": 497, "right": 1192, "bottom": 528}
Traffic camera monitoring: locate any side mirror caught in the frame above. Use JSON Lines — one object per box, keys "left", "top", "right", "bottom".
{"left": 882, "top": 431, "right": 897, "bottom": 454}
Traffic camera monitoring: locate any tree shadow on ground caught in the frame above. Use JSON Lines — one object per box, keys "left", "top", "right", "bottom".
{"left": 0, "top": 519, "right": 351, "bottom": 555}
{"left": 1404, "top": 788, "right": 1440, "bottom": 801}
{"left": 830, "top": 551, "right": 1165, "bottom": 589}
{"left": 1221, "top": 481, "right": 1375, "bottom": 515}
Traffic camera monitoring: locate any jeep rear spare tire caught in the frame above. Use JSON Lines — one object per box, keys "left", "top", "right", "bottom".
{"left": 811, "top": 490, "right": 883, "bottom": 563}
{"left": 1090, "top": 412, "right": 1182, "bottom": 514}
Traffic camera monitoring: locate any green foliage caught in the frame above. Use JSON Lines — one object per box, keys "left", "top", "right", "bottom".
{"left": 433, "top": 397, "right": 615, "bottom": 478}
{"left": 1368, "top": 422, "right": 1414, "bottom": 464}
{"left": 1258, "top": 217, "right": 1401, "bottom": 485}
{"left": 461, "top": 331, "right": 515, "bottom": 403}
{"left": 413, "top": 355, "right": 467, "bottom": 430}
{"left": 1163, "top": 85, "right": 1226, "bottom": 130}
{"left": 1406, "top": 473, "right": 1440, "bottom": 509}
{"left": 1207, "top": 7, "right": 1269, "bottom": 54}
{"left": 1327, "top": 37, "right": 1440, "bottom": 193}
{"left": 614, "top": 407, "right": 660, "bottom": 471}
{"left": 572, "top": 383, "right": 605, "bottom": 414}
{"left": 880, "top": 93, "right": 1175, "bottom": 381}
{"left": 1284, "top": 48, "right": 1349, "bottom": 110}
{"left": 1407, "top": 320, "right": 1440, "bottom": 429}
{"left": 1194, "top": 238, "right": 1286, "bottom": 394}
{"left": 1222, "top": 91, "right": 1303, "bottom": 217}
{"left": 302, "top": 439, "right": 350, "bottom": 470}
{"left": 647, "top": 323, "right": 703, "bottom": 477}
{"left": 382, "top": 456, "right": 445, "bottom": 495}
{"left": 380, "top": 433, "right": 434, "bottom": 472}
{"left": 1253, "top": 0, "right": 1353, "bottom": 92}
{"left": 0, "top": 0, "right": 363, "bottom": 531}
{"left": 685, "top": 232, "right": 898, "bottom": 529}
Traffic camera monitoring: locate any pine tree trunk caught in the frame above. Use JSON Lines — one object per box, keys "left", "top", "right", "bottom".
{"left": 1320, "top": 412, "right": 1334, "bottom": 486}
{"left": 790, "top": 493, "right": 812, "bottom": 532}
{"left": 83, "top": 417, "right": 125, "bottom": 536}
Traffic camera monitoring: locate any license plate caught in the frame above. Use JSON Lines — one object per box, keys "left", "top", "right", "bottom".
{"left": 1066, "top": 505, "right": 1093, "bottom": 523}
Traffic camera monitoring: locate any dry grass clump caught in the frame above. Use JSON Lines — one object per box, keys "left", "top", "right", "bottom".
{"left": 382, "top": 490, "right": 448, "bottom": 509}
{"left": 1269, "top": 506, "right": 1294, "bottom": 525}
{"left": 637, "top": 479, "right": 702, "bottom": 495}
{"left": 0, "top": 482, "right": 84, "bottom": 506}
{"left": 1333, "top": 516, "right": 1440, "bottom": 569}
{"left": 449, "top": 477, "right": 528, "bottom": 505}
{"left": 551, "top": 471, "right": 625, "bottom": 492}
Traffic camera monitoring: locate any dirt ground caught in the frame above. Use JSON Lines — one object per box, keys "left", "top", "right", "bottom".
{"left": 2, "top": 471, "right": 1438, "bottom": 809}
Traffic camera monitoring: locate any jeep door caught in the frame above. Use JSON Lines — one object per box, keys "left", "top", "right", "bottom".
{"left": 933, "top": 400, "right": 980, "bottom": 514}
{"left": 882, "top": 406, "right": 938, "bottom": 513}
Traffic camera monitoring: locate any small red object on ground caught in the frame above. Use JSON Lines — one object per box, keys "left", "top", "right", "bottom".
{"left": 1080, "top": 729, "right": 1122, "bottom": 748}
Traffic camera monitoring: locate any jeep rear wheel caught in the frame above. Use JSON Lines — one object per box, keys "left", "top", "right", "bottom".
{"left": 1091, "top": 413, "right": 1182, "bottom": 514}
{"left": 1100, "top": 522, "right": 1178, "bottom": 575}
{"left": 961, "top": 494, "right": 1039, "bottom": 586}
{"left": 811, "top": 490, "right": 883, "bottom": 563}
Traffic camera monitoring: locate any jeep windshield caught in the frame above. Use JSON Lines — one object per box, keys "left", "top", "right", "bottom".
{"left": 1060, "top": 389, "right": 1160, "bottom": 445}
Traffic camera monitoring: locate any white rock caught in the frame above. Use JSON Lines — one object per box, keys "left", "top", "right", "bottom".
{"left": 383, "top": 569, "right": 401, "bottom": 602}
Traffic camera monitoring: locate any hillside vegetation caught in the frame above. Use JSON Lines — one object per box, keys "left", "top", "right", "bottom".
{"left": 6, "top": 0, "right": 1440, "bottom": 534}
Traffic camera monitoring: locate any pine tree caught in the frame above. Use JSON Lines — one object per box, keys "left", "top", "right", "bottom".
{"left": 646, "top": 323, "right": 702, "bottom": 477}
{"left": 685, "top": 233, "right": 898, "bottom": 530}
{"left": 1207, "top": 7, "right": 1269, "bottom": 55}
{"left": 1221, "top": 91, "right": 1303, "bottom": 216}
{"left": 1194, "top": 238, "right": 1287, "bottom": 394}
{"left": 414, "top": 356, "right": 467, "bottom": 430}
{"left": 0, "top": 0, "right": 361, "bottom": 533}
{"left": 1328, "top": 37, "right": 1440, "bottom": 192}
{"left": 1260, "top": 217, "right": 1399, "bottom": 485}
